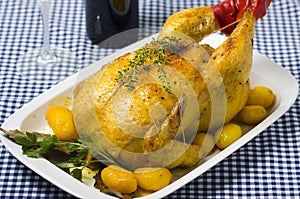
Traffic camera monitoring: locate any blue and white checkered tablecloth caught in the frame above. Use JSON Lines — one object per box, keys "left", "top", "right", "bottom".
{"left": 0, "top": 0, "right": 299, "bottom": 198}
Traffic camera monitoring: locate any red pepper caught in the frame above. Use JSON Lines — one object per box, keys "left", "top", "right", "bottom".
{"left": 212, "top": 0, "right": 272, "bottom": 35}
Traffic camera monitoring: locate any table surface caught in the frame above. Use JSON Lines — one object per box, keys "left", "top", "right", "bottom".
{"left": 1, "top": 0, "right": 299, "bottom": 198}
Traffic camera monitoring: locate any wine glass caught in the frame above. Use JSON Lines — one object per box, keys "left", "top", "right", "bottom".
{"left": 16, "top": 0, "right": 77, "bottom": 83}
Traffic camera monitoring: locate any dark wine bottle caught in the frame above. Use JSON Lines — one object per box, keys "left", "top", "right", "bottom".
{"left": 85, "top": 0, "right": 139, "bottom": 44}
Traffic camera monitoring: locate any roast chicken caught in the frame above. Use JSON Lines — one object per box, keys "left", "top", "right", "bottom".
{"left": 73, "top": 7, "right": 257, "bottom": 169}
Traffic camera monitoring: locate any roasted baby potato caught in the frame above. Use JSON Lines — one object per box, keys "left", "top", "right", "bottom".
{"left": 238, "top": 105, "right": 268, "bottom": 124}
{"left": 246, "top": 86, "right": 275, "bottom": 109}
{"left": 101, "top": 165, "right": 137, "bottom": 194}
{"left": 192, "top": 132, "right": 215, "bottom": 156}
{"left": 216, "top": 123, "right": 242, "bottom": 149}
{"left": 134, "top": 167, "right": 172, "bottom": 191}
{"left": 45, "top": 105, "right": 78, "bottom": 141}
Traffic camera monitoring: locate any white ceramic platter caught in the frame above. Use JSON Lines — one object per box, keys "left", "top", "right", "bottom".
{"left": 1, "top": 34, "right": 298, "bottom": 199}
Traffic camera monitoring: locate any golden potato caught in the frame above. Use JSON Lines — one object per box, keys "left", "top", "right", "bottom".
{"left": 179, "top": 144, "right": 201, "bottom": 168}
{"left": 45, "top": 105, "right": 78, "bottom": 141}
{"left": 246, "top": 86, "right": 275, "bottom": 108}
{"left": 238, "top": 105, "right": 267, "bottom": 124}
{"left": 216, "top": 123, "right": 242, "bottom": 149}
{"left": 101, "top": 165, "right": 137, "bottom": 194}
{"left": 165, "top": 142, "right": 201, "bottom": 169}
{"left": 134, "top": 167, "right": 172, "bottom": 191}
{"left": 192, "top": 132, "right": 215, "bottom": 156}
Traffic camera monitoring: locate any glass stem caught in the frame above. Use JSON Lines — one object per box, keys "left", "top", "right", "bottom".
{"left": 40, "top": 0, "right": 55, "bottom": 61}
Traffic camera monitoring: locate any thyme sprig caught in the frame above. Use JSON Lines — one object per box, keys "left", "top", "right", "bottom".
{"left": 115, "top": 36, "right": 184, "bottom": 94}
